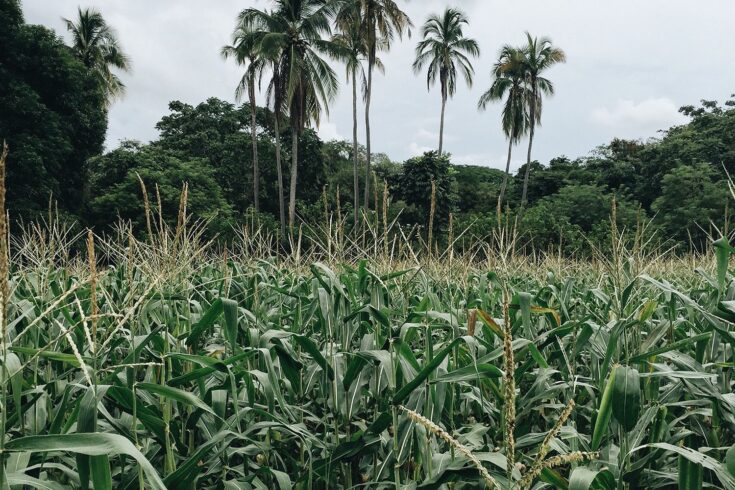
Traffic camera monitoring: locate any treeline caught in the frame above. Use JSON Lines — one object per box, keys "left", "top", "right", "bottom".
{"left": 80, "top": 95, "right": 735, "bottom": 255}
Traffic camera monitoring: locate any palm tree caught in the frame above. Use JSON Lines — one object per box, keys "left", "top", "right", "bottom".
{"left": 63, "top": 7, "right": 131, "bottom": 104}
{"left": 413, "top": 8, "right": 479, "bottom": 156}
{"left": 265, "top": 58, "right": 288, "bottom": 238}
{"left": 339, "top": 0, "right": 411, "bottom": 211}
{"left": 332, "top": 15, "right": 366, "bottom": 227}
{"left": 518, "top": 32, "right": 566, "bottom": 212}
{"left": 478, "top": 46, "right": 528, "bottom": 218}
{"left": 239, "top": 0, "right": 343, "bottom": 231}
{"left": 222, "top": 28, "right": 266, "bottom": 212}
{"left": 333, "top": 10, "right": 386, "bottom": 227}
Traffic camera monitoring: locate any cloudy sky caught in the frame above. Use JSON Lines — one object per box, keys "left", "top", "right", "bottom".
{"left": 22, "top": 0, "right": 734, "bottom": 171}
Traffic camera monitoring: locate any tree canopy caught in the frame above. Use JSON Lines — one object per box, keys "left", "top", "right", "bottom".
{"left": 0, "top": 0, "right": 107, "bottom": 220}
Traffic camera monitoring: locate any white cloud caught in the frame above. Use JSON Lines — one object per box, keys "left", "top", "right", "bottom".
{"left": 590, "top": 98, "right": 688, "bottom": 133}
{"left": 416, "top": 128, "right": 438, "bottom": 141}
{"left": 408, "top": 142, "right": 434, "bottom": 155}
{"left": 452, "top": 152, "right": 497, "bottom": 167}
{"left": 316, "top": 122, "right": 341, "bottom": 142}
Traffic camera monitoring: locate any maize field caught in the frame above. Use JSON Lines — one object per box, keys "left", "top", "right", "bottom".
{"left": 0, "top": 219, "right": 734, "bottom": 490}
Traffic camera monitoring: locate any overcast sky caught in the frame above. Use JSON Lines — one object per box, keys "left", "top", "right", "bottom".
{"left": 22, "top": 0, "right": 734, "bottom": 171}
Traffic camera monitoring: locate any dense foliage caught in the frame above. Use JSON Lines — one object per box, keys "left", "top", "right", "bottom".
{"left": 0, "top": 0, "right": 107, "bottom": 220}
{"left": 1, "top": 225, "right": 734, "bottom": 489}
{"left": 79, "top": 96, "right": 735, "bottom": 255}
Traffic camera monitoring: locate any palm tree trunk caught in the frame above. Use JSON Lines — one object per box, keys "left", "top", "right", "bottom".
{"left": 497, "top": 137, "right": 513, "bottom": 219}
{"left": 363, "top": 58, "right": 373, "bottom": 211}
{"left": 352, "top": 67, "right": 359, "bottom": 228}
{"left": 521, "top": 89, "right": 537, "bottom": 214}
{"left": 274, "top": 115, "right": 286, "bottom": 238}
{"left": 289, "top": 128, "right": 298, "bottom": 230}
{"left": 249, "top": 80, "right": 259, "bottom": 213}
{"left": 438, "top": 87, "right": 447, "bottom": 156}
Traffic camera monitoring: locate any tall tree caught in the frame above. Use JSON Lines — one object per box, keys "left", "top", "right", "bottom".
{"left": 334, "top": 9, "right": 383, "bottom": 227}
{"left": 239, "top": 0, "right": 343, "bottom": 230}
{"left": 413, "top": 8, "right": 479, "bottom": 156}
{"left": 222, "top": 26, "right": 266, "bottom": 212}
{"left": 265, "top": 57, "right": 288, "bottom": 237}
{"left": 63, "top": 7, "right": 131, "bottom": 104}
{"left": 1, "top": 0, "right": 107, "bottom": 220}
{"left": 518, "top": 32, "right": 565, "bottom": 212}
{"left": 478, "top": 46, "right": 528, "bottom": 217}
{"left": 339, "top": 0, "right": 411, "bottom": 211}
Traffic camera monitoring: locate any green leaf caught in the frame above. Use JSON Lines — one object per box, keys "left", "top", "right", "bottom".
{"left": 434, "top": 363, "right": 503, "bottom": 383}
{"left": 90, "top": 455, "right": 112, "bottom": 490}
{"left": 137, "top": 382, "right": 218, "bottom": 418}
{"left": 612, "top": 365, "right": 640, "bottom": 431}
{"left": 5, "top": 473, "right": 66, "bottom": 490}
{"left": 186, "top": 298, "right": 223, "bottom": 347}
{"left": 9, "top": 347, "right": 85, "bottom": 367}
{"left": 629, "top": 443, "right": 735, "bottom": 488}
{"left": 630, "top": 333, "right": 711, "bottom": 363}
{"left": 591, "top": 367, "right": 616, "bottom": 450}
{"left": 164, "top": 431, "right": 239, "bottom": 487}
{"left": 393, "top": 338, "right": 462, "bottom": 405}
{"left": 293, "top": 335, "right": 334, "bottom": 381}
{"left": 222, "top": 298, "right": 239, "bottom": 352}
{"left": 726, "top": 445, "right": 735, "bottom": 477}
{"left": 714, "top": 237, "right": 731, "bottom": 293}
{"left": 569, "top": 467, "right": 615, "bottom": 490}
{"left": 5, "top": 434, "right": 166, "bottom": 490}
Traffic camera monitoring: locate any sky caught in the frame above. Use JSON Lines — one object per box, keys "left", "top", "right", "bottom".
{"left": 21, "top": 0, "right": 735, "bottom": 172}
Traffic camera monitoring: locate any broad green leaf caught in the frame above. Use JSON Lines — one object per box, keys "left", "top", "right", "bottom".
{"left": 5, "top": 434, "right": 166, "bottom": 490}
{"left": 137, "top": 382, "right": 218, "bottom": 417}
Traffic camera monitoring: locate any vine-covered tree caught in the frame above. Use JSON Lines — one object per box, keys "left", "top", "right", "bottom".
{"left": 395, "top": 151, "right": 457, "bottom": 232}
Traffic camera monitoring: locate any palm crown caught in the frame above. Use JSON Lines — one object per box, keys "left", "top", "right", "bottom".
{"left": 240, "top": 0, "right": 343, "bottom": 131}
{"left": 63, "top": 7, "right": 131, "bottom": 104}
{"left": 413, "top": 8, "right": 479, "bottom": 98}
{"left": 521, "top": 32, "right": 566, "bottom": 125}
{"left": 478, "top": 45, "right": 529, "bottom": 143}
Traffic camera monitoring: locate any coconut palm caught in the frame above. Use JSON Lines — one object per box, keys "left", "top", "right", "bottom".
{"left": 518, "top": 32, "right": 566, "bottom": 212}
{"left": 338, "top": 0, "right": 411, "bottom": 211}
{"left": 238, "top": 0, "right": 344, "bottom": 230}
{"left": 265, "top": 58, "right": 288, "bottom": 238}
{"left": 222, "top": 28, "right": 267, "bottom": 213}
{"left": 63, "top": 7, "right": 131, "bottom": 104}
{"left": 332, "top": 15, "right": 366, "bottom": 227}
{"left": 413, "top": 8, "right": 479, "bottom": 156}
{"left": 229, "top": 9, "right": 287, "bottom": 237}
{"left": 333, "top": 11, "right": 385, "bottom": 226}
{"left": 478, "top": 46, "right": 529, "bottom": 218}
